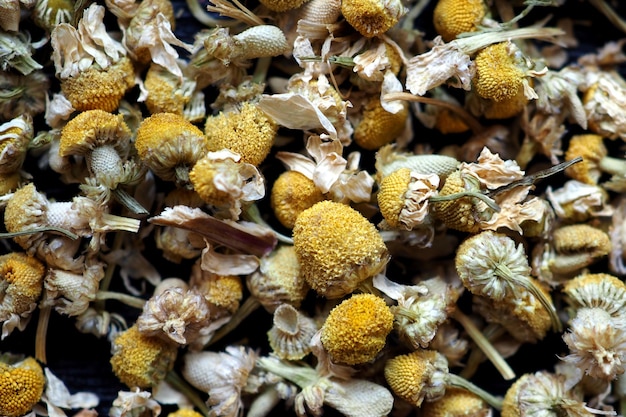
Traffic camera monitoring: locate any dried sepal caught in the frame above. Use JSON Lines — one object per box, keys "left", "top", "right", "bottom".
{"left": 268, "top": 304, "right": 318, "bottom": 360}
{"left": 0, "top": 31, "right": 44, "bottom": 76}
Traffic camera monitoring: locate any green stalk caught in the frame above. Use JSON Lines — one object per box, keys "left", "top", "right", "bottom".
{"left": 94, "top": 291, "right": 146, "bottom": 309}
{"left": 446, "top": 373, "right": 504, "bottom": 410}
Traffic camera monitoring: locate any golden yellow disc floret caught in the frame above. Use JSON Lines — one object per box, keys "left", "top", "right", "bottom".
{"left": 188, "top": 156, "right": 235, "bottom": 206}
{"left": 293, "top": 200, "right": 389, "bottom": 299}
{"left": 0, "top": 252, "right": 46, "bottom": 316}
{"left": 270, "top": 171, "right": 325, "bottom": 229}
{"left": 341, "top": 0, "right": 405, "bottom": 38}
{"left": 0, "top": 172, "right": 21, "bottom": 195}
{"left": 473, "top": 43, "right": 525, "bottom": 103}
{"left": 59, "top": 109, "right": 131, "bottom": 157}
{"left": 110, "top": 325, "right": 178, "bottom": 389}
{"left": 61, "top": 56, "right": 135, "bottom": 112}
{"left": 432, "top": 170, "right": 482, "bottom": 233}
{"left": 144, "top": 65, "right": 192, "bottom": 116}
{"left": 167, "top": 409, "right": 205, "bottom": 417}
{"left": 197, "top": 274, "right": 243, "bottom": 314}
{"left": 377, "top": 168, "right": 411, "bottom": 228}
{"left": 564, "top": 134, "right": 607, "bottom": 184}
{"left": 258, "top": 0, "right": 309, "bottom": 11}
{"left": 0, "top": 357, "right": 45, "bottom": 417}
{"left": 205, "top": 102, "right": 277, "bottom": 166}
{"left": 320, "top": 293, "right": 393, "bottom": 365}
{"left": 420, "top": 387, "right": 490, "bottom": 417}
{"left": 480, "top": 85, "right": 528, "bottom": 120}
{"left": 433, "top": 0, "right": 486, "bottom": 42}
{"left": 384, "top": 349, "right": 441, "bottom": 406}
{"left": 353, "top": 97, "right": 408, "bottom": 151}
{"left": 552, "top": 224, "right": 611, "bottom": 257}
{"left": 135, "top": 112, "right": 207, "bottom": 183}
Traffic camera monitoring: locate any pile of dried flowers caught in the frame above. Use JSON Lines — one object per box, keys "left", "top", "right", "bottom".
{"left": 2, "top": 0, "right": 626, "bottom": 415}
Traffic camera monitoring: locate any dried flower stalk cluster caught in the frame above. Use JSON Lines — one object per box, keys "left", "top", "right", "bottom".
{"left": 3, "top": 0, "right": 626, "bottom": 416}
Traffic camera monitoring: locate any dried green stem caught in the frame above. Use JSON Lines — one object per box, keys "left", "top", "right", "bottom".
{"left": 446, "top": 373, "right": 503, "bottom": 410}
{"left": 0, "top": 226, "right": 79, "bottom": 240}
{"left": 94, "top": 291, "right": 146, "bottom": 309}
{"left": 112, "top": 188, "right": 149, "bottom": 216}
{"left": 35, "top": 305, "right": 52, "bottom": 364}
{"left": 429, "top": 191, "right": 501, "bottom": 213}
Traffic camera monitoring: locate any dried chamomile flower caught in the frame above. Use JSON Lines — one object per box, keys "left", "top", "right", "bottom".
{"left": 109, "top": 389, "right": 161, "bottom": 417}
{"left": 429, "top": 323, "right": 469, "bottom": 367}
{"left": 565, "top": 133, "right": 626, "bottom": 187}
{"left": 189, "top": 149, "right": 265, "bottom": 220}
{"left": 0, "top": 31, "right": 44, "bottom": 76}
{"left": 420, "top": 387, "right": 492, "bottom": 417}
{"left": 375, "top": 144, "right": 460, "bottom": 182}
{"left": 182, "top": 346, "right": 258, "bottom": 417}
{"left": 293, "top": 200, "right": 389, "bottom": 299}
{"left": 51, "top": 5, "right": 134, "bottom": 112}
{"left": 0, "top": 355, "right": 45, "bottom": 417}
{"left": 501, "top": 370, "right": 603, "bottom": 417}
{"left": 456, "top": 231, "right": 561, "bottom": 331}
{"left": 0, "top": 114, "right": 33, "bottom": 174}
{"left": 271, "top": 170, "right": 325, "bottom": 229}
{"left": 0, "top": 252, "right": 45, "bottom": 339}
{"left": 581, "top": 69, "right": 626, "bottom": 141}
{"left": 31, "top": 0, "right": 73, "bottom": 32}
{"left": 137, "top": 286, "right": 214, "bottom": 346}
{"left": 268, "top": 304, "right": 318, "bottom": 360}
{"left": 257, "top": 355, "right": 394, "bottom": 417}
{"left": 433, "top": 0, "right": 487, "bottom": 42}
{"left": 190, "top": 264, "right": 243, "bottom": 315}
{"left": 384, "top": 349, "right": 502, "bottom": 409}
{"left": 110, "top": 324, "right": 178, "bottom": 389}
{"left": 473, "top": 279, "right": 553, "bottom": 344}
{"left": 534, "top": 67, "right": 587, "bottom": 129}
{"left": 377, "top": 168, "right": 440, "bottom": 231}
{"left": 563, "top": 273, "right": 626, "bottom": 320}
{"left": 259, "top": 0, "right": 309, "bottom": 12}
{"left": 141, "top": 63, "right": 205, "bottom": 122}
{"left": 167, "top": 409, "right": 203, "bottom": 417}
{"left": 546, "top": 180, "right": 612, "bottom": 222}
{"left": 41, "top": 259, "right": 105, "bottom": 317}
{"left": 135, "top": 112, "right": 207, "bottom": 186}
{"left": 561, "top": 307, "right": 626, "bottom": 382}
{"left": 0, "top": 71, "right": 48, "bottom": 120}
{"left": 247, "top": 245, "right": 308, "bottom": 313}
{"left": 75, "top": 307, "right": 127, "bottom": 341}
{"left": 320, "top": 293, "right": 394, "bottom": 365}
{"left": 205, "top": 102, "right": 278, "bottom": 167}
{"left": 204, "top": 25, "right": 289, "bottom": 66}
{"left": 0, "top": 0, "right": 25, "bottom": 32}
{"left": 353, "top": 95, "right": 409, "bottom": 151}
{"left": 341, "top": 0, "right": 406, "bottom": 38}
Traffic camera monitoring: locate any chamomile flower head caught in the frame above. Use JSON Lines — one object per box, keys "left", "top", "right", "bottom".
{"left": 191, "top": 268, "right": 243, "bottom": 315}
{"left": 0, "top": 356, "right": 45, "bottom": 417}
{"left": 320, "top": 293, "right": 394, "bottom": 365}
{"left": 341, "top": 0, "right": 406, "bottom": 38}
{"left": 247, "top": 245, "right": 308, "bottom": 313}
{"left": 0, "top": 252, "right": 45, "bottom": 338}
{"left": 143, "top": 63, "right": 203, "bottom": 120}
{"left": 259, "top": 0, "right": 310, "bottom": 12}
{"left": 473, "top": 42, "right": 528, "bottom": 103}
{"left": 32, "top": 0, "right": 73, "bottom": 32}
{"left": 0, "top": 115, "right": 33, "bottom": 174}
{"left": 134, "top": 112, "right": 207, "bottom": 185}
{"left": 42, "top": 261, "right": 105, "bottom": 317}
{"left": 268, "top": 304, "right": 318, "bottom": 360}
{"left": 205, "top": 102, "right": 278, "bottom": 166}
{"left": 433, "top": 0, "right": 487, "bottom": 42}
{"left": 562, "top": 273, "right": 626, "bottom": 319}
{"left": 431, "top": 169, "right": 485, "bottom": 233}
{"left": 420, "top": 387, "right": 492, "bottom": 417}
{"left": 353, "top": 96, "right": 408, "bottom": 151}
{"left": 188, "top": 149, "right": 265, "bottom": 219}
{"left": 377, "top": 168, "right": 440, "bottom": 230}
{"left": 271, "top": 170, "right": 325, "bottom": 229}
{"left": 564, "top": 134, "right": 607, "bottom": 184}
{"left": 293, "top": 200, "right": 390, "bottom": 299}
{"left": 110, "top": 324, "right": 178, "bottom": 389}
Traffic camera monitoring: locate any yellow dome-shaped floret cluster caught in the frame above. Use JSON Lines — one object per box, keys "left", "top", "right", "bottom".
{"left": 205, "top": 102, "right": 277, "bottom": 166}
{"left": 197, "top": 274, "right": 243, "bottom": 314}
{"left": 433, "top": 0, "right": 486, "bottom": 42}
{"left": 353, "top": 97, "right": 408, "bottom": 150}
{"left": 270, "top": 171, "right": 325, "bottom": 229}
{"left": 480, "top": 86, "right": 528, "bottom": 120}
{"left": 432, "top": 170, "right": 481, "bottom": 233}
{"left": 144, "top": 65, "right": 191, "bottom": 116}
{"left": 341, "top": 0, "right": 404, "bottom": 38}
{"left": 135, "top": 112, "right": 207, "bottom": 182}
{"left": 188, "top": 156, "right": 237, "bottom": 206}
{"left": 473, "top": 43, "right": 525, "bottom": 103}
{"left": 0, "top": 357, "right": 45, "bottom": 417}
{"left": 61, "top": 56, "right": 135, "bottom": 112}
{"left": 167, "top": 409, "right": 205, "bottom": 417}
{"left": 110, "top": 325, "right": 178, "bottom": 389}
{"left": 320, "top": 293, "right": 393, "bottom": 365}
{"left": 553, "top": 224, "right": 611, "bottom": 257}
{"left": 0, "top": 172, "right": 20, "bottom": 195}
{"left": 259, "top": 0, "right": 309, "bottom": 11}
{"left": 377, "top": 168, "right": 411, "bottom": 228}
{"left": 293, "top": 200, "right": 389, "bottom": 299}
{"left": 564, "top": 134, "right": 607, "bottom": 184}
{"left": 0, "top": 252, "right": 46, "bottom": 316}
{"left": 420, "top": 387, "right": 489, "bottom": 417}
{"left": 59, "top": 109, "right": 131, "bottom": 157}
{"left": 384, "top": 349, "right": 441, "bottom": 406}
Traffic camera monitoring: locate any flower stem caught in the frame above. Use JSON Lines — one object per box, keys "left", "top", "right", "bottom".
{"left": 165, "top": 370, "right": 211, "bottom": 417}
{"left": 112, "top": 188, "right": 149, "bottom": 216}
{"left": 446, "top": 373, "right": 503, "bottom": 410}
{"left": 35, "top": 305, "right": 52, "bottom": 364}
{"left": 0, "top": 226, "right": 78, "bottom": 240}
{"left": 451, "top": 310, "right": 515, "bottom": 381}
{"left": 94, "top": 291, "right": 146, "bottom": 309}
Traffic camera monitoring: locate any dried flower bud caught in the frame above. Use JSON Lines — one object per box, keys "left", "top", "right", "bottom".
{"left": 247, "top": 245, "right": 308, "bottom": 313}
{"left": 320, "top": 293, "right": 394, "bottom": 365}
{"left": 110, "top": 324, "right": 178, "bottom": 389}
{"left": 433, "top": 0, "right": 486, "bottom": 42}
{"left": 42, "top": 260, "right": 105, "bottom": 317}
{"left": 205, "top": 26, "right": 289, "bottom": 65}
{"left": 271, "top": 170, "right": 325, "bottom": 229}
{"left": 137, "top": 287, "right": 212, "bottom": 345}
{"left": 420, "top": 387, "right": 492, "bottom": 417}
{"left": 353, "top": 96, "right": 408, "bottom": 151}
{"left": 268, "top": 304, "right": 318, "bottom": 360}
{"left": 293, "top": 200, "right": 389, "bottom": 299}
{"left": 563, "top": 273, "right": 626, "bottom": 319}
{"left": 0, "top": 356, "right": 45, "bottom": 417}
{"left": 341, "top": 0, "right": 406, "bottom": 38}
{"left": 191, "top": 266, "right": 243, "bottom": 315}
